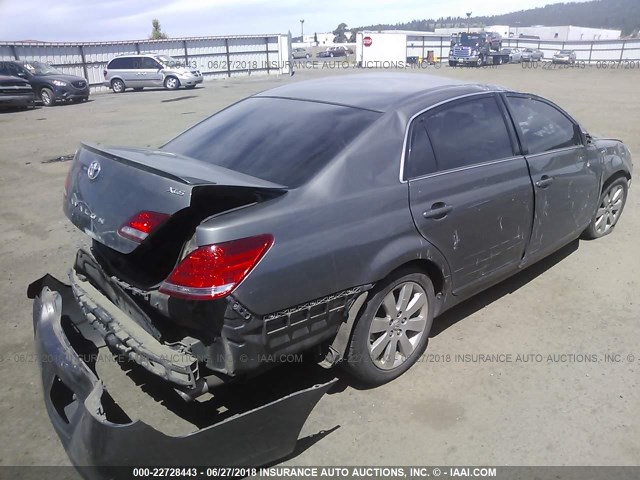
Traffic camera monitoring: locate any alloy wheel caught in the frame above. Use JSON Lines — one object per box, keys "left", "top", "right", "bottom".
{"left": 40, "top": 89, "right": 52, "bottom": 106}
{"left": 367, "top": 281, "right": 428, "bottom": 370}
{"left": 595, "top": 184, "right": 625, "bottom": 235}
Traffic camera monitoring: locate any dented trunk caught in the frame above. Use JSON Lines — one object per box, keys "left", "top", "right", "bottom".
{"left": 64, "top": 143, "right": 286, "bottom": 288}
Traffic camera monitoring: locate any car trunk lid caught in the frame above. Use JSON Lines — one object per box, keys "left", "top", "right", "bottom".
{"left": 63, "top": 142, "right": 286, "bottom": 256}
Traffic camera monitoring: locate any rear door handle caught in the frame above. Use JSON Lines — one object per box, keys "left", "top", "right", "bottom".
{"left": 535, "top": 175, "right": 554, "bottom": 188}
{"left": 423, "top": 202, "right": 453, "bottom": 219}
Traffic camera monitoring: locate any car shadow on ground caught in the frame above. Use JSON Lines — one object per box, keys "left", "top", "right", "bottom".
{"left": 109, "top": 239, "right": 579, "bottom": 464}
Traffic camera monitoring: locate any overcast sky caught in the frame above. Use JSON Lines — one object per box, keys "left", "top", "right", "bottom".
{"left": 0, "top": 0, "right": 581, "bottom": 42}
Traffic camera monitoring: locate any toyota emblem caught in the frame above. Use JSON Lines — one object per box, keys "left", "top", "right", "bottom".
{"left": 87, "top": 160, "right": 101, "bottom": 180}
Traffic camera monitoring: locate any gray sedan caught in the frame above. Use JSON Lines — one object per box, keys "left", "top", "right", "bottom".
{"left": 521, "top": 48, "right": 544, "bottom": 61}
{"left": 553, "top": 50, "right": 577, "bottom": 64}
{"left": 501, "top": 48, "right": 523, "bottom": 63}
{"left": 33, "top": 73, "right": 632, "bottom": 399}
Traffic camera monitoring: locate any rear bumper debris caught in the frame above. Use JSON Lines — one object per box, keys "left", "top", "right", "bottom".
{"left": 28, "top": 274, "right": 336, "bottom": 474}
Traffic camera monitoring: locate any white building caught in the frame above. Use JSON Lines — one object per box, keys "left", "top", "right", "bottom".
{"left": 436, "top": 25, "right": 620, "bottom": 41}
{"left": 511, "top": 25, "right": 621, "bottom": 41}
{"left": 301, "top": 33, "right": 335, "bottom": 45}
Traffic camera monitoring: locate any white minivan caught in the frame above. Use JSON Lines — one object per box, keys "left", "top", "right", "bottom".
{"left": 104, "top": 54, "right": 203, "bottom": 92}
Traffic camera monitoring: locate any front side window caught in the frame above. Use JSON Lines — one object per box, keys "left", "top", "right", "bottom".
{"left": 140, "top": 57, "right": 161, "bottom": 69}
{"left": 422, "top": 95, "right": 514, "bottom": 171}
{"left": 506, "top": 96, "right": 581, "bottom": 154}
{"left": 23, "top": 61, "right": 63, "bottom": 75}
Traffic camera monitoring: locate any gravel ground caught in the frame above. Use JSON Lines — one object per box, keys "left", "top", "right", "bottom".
{"left": 0, "top": 63, "right": 638, "bottom": 468}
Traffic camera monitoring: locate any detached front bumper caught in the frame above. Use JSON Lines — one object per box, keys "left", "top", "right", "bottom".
{"left": 28, "top": 274, "right": 335, "bottom": 474}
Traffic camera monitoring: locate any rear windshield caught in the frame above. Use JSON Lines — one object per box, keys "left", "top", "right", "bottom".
{"left": 163, "top": 97, "right": 380, "bottom": 187}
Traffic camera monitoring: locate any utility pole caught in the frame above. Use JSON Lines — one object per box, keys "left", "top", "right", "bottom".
{"left": 466, "top": 12, "right": 472, "bottom": 33}
{"left": 300, "top": 19, "right": 305, "bottom": 39}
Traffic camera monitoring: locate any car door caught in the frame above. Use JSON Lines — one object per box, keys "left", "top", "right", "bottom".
{"left": 504, "top": 94, "right": 600, "bottom": 263}
{"left": 406, "top": 94, "right": 535, "bottom": 295}
{"left": 116, "top": 57, "right": 138, "bottom": 87}
{"left": 137, "top": 57, "right": 163, "bottom": 87}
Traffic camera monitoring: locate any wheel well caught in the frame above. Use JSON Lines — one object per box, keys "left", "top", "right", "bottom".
{"left": 110, "top": 78, "right": 124, "bottom": 85}
{"left": 602, "top": 170, "right": 630, "bottom": 193}
{"left": 386, "top": 260, "right": 445, "bottom": 296}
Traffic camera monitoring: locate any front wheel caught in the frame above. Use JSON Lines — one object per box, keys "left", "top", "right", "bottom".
{"left": 583, "top": 178, "right": 628, "bottom": 239}
{"left": 476, "top": 56, "right": 485, "bottom": 67}
{"left": 40, "top": 87, "right": 54, "bottom": 106}
{"left": 449, "top": 60, "right": 457, "bottom": 67}
{"left": 164, "top": 76, "right": 180, "bottom": 90}
{"left": 342, "top": 270, "right": 435, "bottom": 385}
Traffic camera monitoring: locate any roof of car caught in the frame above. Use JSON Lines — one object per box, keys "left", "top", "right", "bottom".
{"left": 255, "top": 73, "right": 500, "bottom": 112}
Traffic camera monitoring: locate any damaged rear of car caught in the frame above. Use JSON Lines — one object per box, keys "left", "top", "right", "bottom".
{"left": 56, "top": 96, "right": 381, "bottom": 399}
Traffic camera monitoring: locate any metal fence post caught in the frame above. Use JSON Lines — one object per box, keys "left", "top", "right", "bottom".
{"left": 224, "top": 38, "right": 231, "bottom": 77}
{"left": 588, "top": 41, "right": 593, "bottom": 63}
{"left": 439, "top": 37, "right": 443, "bottom": 64}
{"left": 183, "top": 39, "right": 189, "bottom": 66}
{"left": 10, "top": 44, "right": 19, "bottom": 60}
{"left": 265, "top": 37, "right": 270, "bottom": 73}
{"left": 134, "top": 42, "right": 140, "bottom": 54}
{"left": 79, "top": 45, "right": 89, "bottom": 81}
{"left": 619, "top": 40, "right": 626, "bottom": 62}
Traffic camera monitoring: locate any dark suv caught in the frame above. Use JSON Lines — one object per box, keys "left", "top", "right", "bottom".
{"left": 0, "top": 61, "right": 89, "bottom": 106}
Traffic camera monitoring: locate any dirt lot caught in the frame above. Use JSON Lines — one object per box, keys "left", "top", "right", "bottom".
{"left": 0, "top": 64, "right": 638, "bottom": 468}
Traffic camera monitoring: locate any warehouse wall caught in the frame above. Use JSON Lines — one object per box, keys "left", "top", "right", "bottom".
{"left": 0, "top": 34, "right": 291, "bottom": 91}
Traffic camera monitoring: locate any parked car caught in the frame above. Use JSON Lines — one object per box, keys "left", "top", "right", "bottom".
{"left": 317, "top": 46, "right": 347, "bottom": 58}
{"left": 0, "top": 74, "right": 35, "bottom": 109}
{"left": 31, "top": 74, "right": 632, "bottom": 416}
{"left": 553, "top": 50, "right": 577, "bottom": 64}
{"left": 291, "top": 48, "right": 311, "bottom": 59}
{"left": 104, "top": 54, "right": 203, "bottom": 93}
{"left": 502, "top": 47, "right": 523, "bottom": 63}
{"left": 521, "top": 48, "right": 544, "bottom": 62}
{"left": 0, "top": 60, "right": 89, "bottom": 106}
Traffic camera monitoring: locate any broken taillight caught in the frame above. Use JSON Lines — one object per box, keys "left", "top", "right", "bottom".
{"left": 118, "top": 211, "right": 170, "bottom": 243}
{"left": 159, "top": 234, "right": 273, "bottom": 300}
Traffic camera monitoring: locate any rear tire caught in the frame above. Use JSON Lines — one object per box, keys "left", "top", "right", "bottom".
{"left": 342, "top": 269, "right": 435, "bottom": 385}
{"left": 582, "top": 177, "right": 628, "bottom": 239}
{"left": 111, "top": 79, "right": 125, "bottom": 93}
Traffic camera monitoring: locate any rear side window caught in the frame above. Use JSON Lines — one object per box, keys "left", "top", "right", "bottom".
{"left": 108, "top": 57, "right": 134, "bottom": 69}
{"left": 506, "top": 96, "right": 581, "bottom": 154}
{"left": 423, "top": 95, "right": 514, "bottom": 171}
{"left": 405, "top": 119, "right": 437, "bottom": 179}
{"left": 163, "top": 97, "right": 380, "bottom": 187}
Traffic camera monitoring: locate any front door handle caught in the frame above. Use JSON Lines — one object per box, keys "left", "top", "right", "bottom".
{"left": 423, "top": 202, "right": 453, "bottom": 219}
{"left": 535, "top": 175, "right": 554, "bottom": 188}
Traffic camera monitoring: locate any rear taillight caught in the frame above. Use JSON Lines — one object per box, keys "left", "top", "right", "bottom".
{"left": 159, "top": 234, "right": 273, "bottom": 300}
{"left": 103, "top": 69, "right": 107, "bottom": 78}
{"left": 118, "top": 211, "right": 170, "bottom": 243}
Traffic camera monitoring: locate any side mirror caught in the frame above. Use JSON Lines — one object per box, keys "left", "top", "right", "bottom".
{"left": 585, "top": 132, "right": 593, "bottom": 144}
